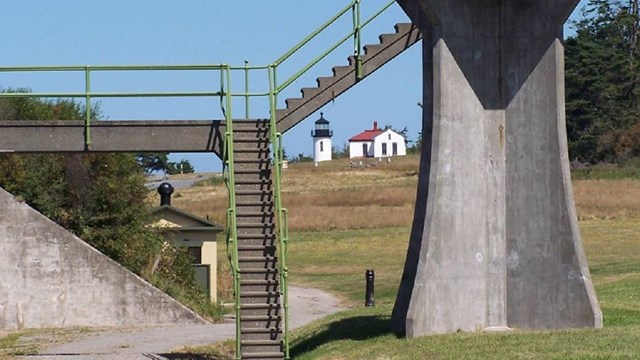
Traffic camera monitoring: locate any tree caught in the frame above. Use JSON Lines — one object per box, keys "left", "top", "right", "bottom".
{"left": 0, "top": 93, "right": 217, "bottom": 317}
{"left": 565, "top": 0, "right": 640, "bottom": 162}
{"left": 167, "top": 159, "right": 195, "bottom": 175}
{"left": 136, "top": 153, "right": 171, "bottom": 175}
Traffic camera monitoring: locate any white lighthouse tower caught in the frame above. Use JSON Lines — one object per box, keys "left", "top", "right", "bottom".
{"left": 311, "top": 112, "right": 333, "bottom": 163}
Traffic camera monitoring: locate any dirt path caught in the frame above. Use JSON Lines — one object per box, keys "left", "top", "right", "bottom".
{"left": 19, "top": 286, "right": 342, "bottom": 360}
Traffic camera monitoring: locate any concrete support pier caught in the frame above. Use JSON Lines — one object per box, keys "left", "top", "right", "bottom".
{"left": 392, "top": 0, "right": 602, "bottom": 337}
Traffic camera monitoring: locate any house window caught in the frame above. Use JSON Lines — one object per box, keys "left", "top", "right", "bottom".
{"left": 388, "top": 134, "right": 391, "bottom": 140}
{"left": 320, "top": 141, "right": 324, "bottom": 152}
{"left": 188, "top": 247, "right": 202, "bottom": 264}
{"left": 393, "top": 142, "right": 398, "bottom": 155}
{"left": 382, "top": 143, "right": 388, "bottom": 156}
{"left": 362, "top": 143, "right": 368, "bottom": 156}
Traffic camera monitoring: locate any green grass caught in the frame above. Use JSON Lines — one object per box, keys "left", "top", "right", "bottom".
{"left": 0, "top": 333, "right": 22, "bottom": 359}
{"left": 286, "top": 218, "right": 640, "bottom": 359}
{"left": 288, "top": 227, "right": 410, "bottom": 306}
{"left": 291, "top": 306, "right": 640, "bottom": 359}
{"left": 572, "top": 158, "right": 640, "bottom": 180}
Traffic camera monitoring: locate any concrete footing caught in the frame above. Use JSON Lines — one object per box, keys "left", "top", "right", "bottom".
{"left": 392, "top": 0, "right": 602, "bottom": 337}
{"left": 0, "top": 187, "right": 206, "bottom": 330}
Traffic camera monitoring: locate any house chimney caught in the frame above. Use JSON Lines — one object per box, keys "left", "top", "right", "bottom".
{"left": 158, "top": 182, "right": 174, "bottom": 206}
{"left": 373, "top": 121, "right": 378, "bottom": 130}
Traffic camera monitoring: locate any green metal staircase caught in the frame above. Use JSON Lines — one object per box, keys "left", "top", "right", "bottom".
{"left": 224, "top": 3, "right": 421, "bottom": 359}
{"left": 224, "top": 20, "right": 420, "bottom": 360}
{"left": 226, "top": 119, "right": 287, "bottom": 359}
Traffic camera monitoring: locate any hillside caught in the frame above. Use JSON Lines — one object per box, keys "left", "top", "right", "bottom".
{"left": 170, "top": 154, "right": 640, "bottom": 228}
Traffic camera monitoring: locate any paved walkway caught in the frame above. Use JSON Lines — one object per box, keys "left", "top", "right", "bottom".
{"left": 20, "top": 286, "right": 342, "bottom": 360}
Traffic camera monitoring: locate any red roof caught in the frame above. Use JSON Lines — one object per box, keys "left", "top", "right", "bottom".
{"left": 349, "top": 129, "right": 383, "bottom": 142}
{"left": 348, "top": 121, "right": 383, "bottom": 142}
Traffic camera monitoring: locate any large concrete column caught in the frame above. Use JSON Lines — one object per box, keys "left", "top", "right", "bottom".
{"left": 392, "top": 0, "right": 602, "bottom": 337}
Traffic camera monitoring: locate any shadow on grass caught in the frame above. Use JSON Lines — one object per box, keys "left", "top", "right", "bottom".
{"left": 290, "top": 315, "right": 394, "bottom": 358}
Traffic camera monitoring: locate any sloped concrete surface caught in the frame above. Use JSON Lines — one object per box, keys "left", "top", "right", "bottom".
{"left": 0, "top": 187, "right": 206, "bottom": 331}
{"left": 18, "top": 286, "right": 341, "bottom": 360}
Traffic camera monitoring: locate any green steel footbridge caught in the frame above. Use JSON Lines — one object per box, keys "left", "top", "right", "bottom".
{"left": 0, "top": 1, "right": 420, "bottom": 358}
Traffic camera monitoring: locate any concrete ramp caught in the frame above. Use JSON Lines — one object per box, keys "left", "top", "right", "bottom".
{"left": 0, "top": 187, "right": 206, "bottom": 330}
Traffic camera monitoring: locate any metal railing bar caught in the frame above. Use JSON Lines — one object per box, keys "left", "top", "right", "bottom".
{"left": 0, "top": 92, "right": 225, "bottom": 98}
{"left": 273, "top": 0, "right": 356, "bottom": 66}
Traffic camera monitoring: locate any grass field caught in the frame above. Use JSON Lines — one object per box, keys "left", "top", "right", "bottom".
{"left": 3, "top": 154, "right": 640, "bottom": 359}
{"left": 165, "top": 154, "right": 640, "bottom": 359}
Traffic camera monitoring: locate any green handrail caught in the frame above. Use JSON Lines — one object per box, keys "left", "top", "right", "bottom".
{"left": 220, "top": 64, "right": 242, "bottom": 360}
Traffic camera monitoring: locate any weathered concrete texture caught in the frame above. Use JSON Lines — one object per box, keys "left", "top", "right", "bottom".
{"left": 0, "top": 187, "right": 207, "bottom": 330}
{"left": 393, "top": 0, "right": 602, "bottom": 337}
{"left": 0, "top": 120, "right": 225, "bottom": 155}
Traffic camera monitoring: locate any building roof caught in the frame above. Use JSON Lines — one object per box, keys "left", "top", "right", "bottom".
{"left": 150, "top": 205, "right": 223, "bottom": 232}
{"left": 349, "top": 121, "right": 384, "bottom": 142}
{"left": 315, "top": 112, "right": 330, "bottom": 125}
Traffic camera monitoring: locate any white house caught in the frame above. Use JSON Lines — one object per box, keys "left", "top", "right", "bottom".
{"left": 349, "top": 121, "right": 407, "bottom": 158}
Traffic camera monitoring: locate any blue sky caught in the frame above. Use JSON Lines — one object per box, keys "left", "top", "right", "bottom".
{"left": 0, "top": 1, "right": 588, "bottom": 172}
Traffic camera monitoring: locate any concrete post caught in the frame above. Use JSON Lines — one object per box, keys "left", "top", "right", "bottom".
{"left": 392, "top": 0, "right": 602, "bottom": 337}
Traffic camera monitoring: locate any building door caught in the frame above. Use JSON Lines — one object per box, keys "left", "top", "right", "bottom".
{"left": 362, "top": 143, "right": 368, "bottom": 156}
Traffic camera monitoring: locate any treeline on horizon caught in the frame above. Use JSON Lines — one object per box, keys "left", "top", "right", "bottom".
{"left": 565, "top": 0, "right": 640, "bottom": 164}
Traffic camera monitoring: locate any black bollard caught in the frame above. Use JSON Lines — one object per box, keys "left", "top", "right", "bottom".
{"left": 365, "top": 269, "right": 375, "bottom": 307}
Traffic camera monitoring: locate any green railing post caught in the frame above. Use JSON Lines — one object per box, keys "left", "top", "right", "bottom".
{"left": 268, "top": 63, "right": 290, "bottom": 360}
{"left": 244, "top": 60, "right": 250, "bottom": 119}
{"left": 353, "top": 0, "right": 363, "bottom": 80}
{"left": 84, "top": 65, "right": 92, "bottom": 149}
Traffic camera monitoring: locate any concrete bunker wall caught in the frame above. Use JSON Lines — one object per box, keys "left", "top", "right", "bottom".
{"left": 0, "top": 187, "right": 206, "bottom": 330}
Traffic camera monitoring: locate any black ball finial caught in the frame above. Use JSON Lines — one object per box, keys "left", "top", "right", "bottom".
{"left": 158, "top": 182, "right": 174, "bottom": 206}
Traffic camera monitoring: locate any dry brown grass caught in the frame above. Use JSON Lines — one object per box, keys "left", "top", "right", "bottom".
{"left": 574, "top": 179, "right": 640, "bottom": 220}
{"left": 161, "top": 154, "right": 640, "bottom": 232}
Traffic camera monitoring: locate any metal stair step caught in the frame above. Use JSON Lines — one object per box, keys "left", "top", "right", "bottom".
{"left": 238, "top": 256, "right": 278, "bottom": 269}
{"left": 239, "top": 256, "right": 277, "bottom": 261}
{"left": 231, "top": 137, "right": 270, "bottom": 143}
{"left": 233, "top": 158, "right": 271, "bottom": 164}
{"left": 240, "top": 291, "right": 280, "bottom": 298}
{"left": 241, "top": 315, "right": 282, "bottom": 322}
{"left": 236, "top": 200, "right": 273, "bottom": 211}
{"left": 236, "top": 223, "right": 275, "bottom": 229}
{"left": 241, "top": 327, "right": 283, "bottom": 334}
{"left": 238, "top": 268, "right": 279, "bottom": 274}
{"left": 241, "top": 339, "right": 283, "bottom": 347}
{"left": 234, "top": 169, "right": 271, "bottom": 178}
{"left": 284, "top": 97, "right": 303, "bottom": 109}
{"left": 234, "top": 179, "right": 272, "bottom": 185}
{"left": 236, "top": 189, "right": 273, "bottom": 195}
{"left": 236, "top": 233, "right": 276, "bottom": 240}
{"left": 231, "top": 127, "right": 269, "bottom": 132}
{"left": 332, "top": 65, "right": 353, "bottom": 77}
{"left": 241, "top": 279, "right": 279, "bottom": 293}
{"left": 301, "top": 87, "right": 320, "bottom": 99}
{"left": 241, "top": 303, "right": 281, "bottom": 310}
{"left": 236, "top": 211, "right": 274, "bottom": 217}
{"left": 241, "top": 351, "right": 285, "bottom": 359}
{"left": 241, "top": 279, "right": 279, "bottom": 286}
{"left": 238, "top": 244, "right": 277, "bottom": 251}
